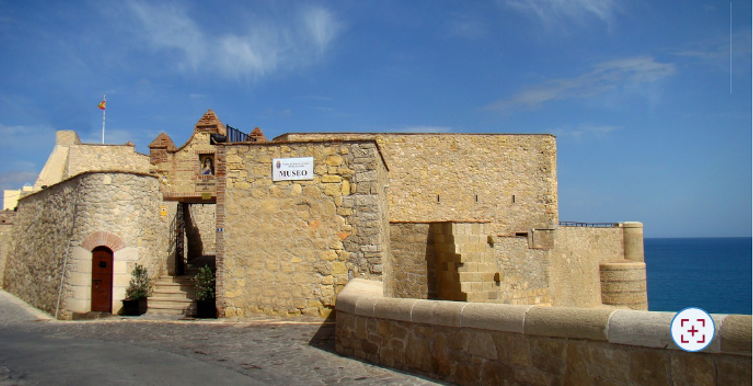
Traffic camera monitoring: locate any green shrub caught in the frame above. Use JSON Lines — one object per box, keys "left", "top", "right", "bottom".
{"left": 194, "top": 266, "right": 216, "bottom": 301}
{"left": 125, "top": 264, "right": 153, "bottom": 300}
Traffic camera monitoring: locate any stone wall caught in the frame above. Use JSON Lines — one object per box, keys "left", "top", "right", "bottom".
{"left": 336, "top": 279, "right": 752, "bottom": 386}
{"left": 3, "top": 187, "right": 32, "bottom": 210}
{"left": 434, "top": 222, "right": 497, "bottom": 303}
{"left": 33, "top": 131, "right": 78, "bottom": 190}
{"left": 390, "top": 222, "right": 553, "bottom": 306}
{"left": 2, "top": 179, "right": 78, "bottom": 317}
{"left": 277, "top": 133, "right": 558, "bottom": 236}
{"left": 185, "top": 204, "right": 216, "bottom": 261}
{"left": 549, "top": 226, "right": 625, "bottom": 308}
{"left": 34, "top": 130, "right": 149, "bottom": 191}
{"left": 493, "top": 235, "right": 552, "bottom": 305}
{"left": 67, "top": 144, "right": 150, "bottom": 177}
{"left": 389, "top": 223, "right": 436, "bottom": 299}
{"left": 215, "top": 140, "right": 389, "bottom": 318}
{"left": 149, "top": 110, "right": 225, "bottom": 202}
{"left": 0, "top": 212, "right": 14, "bottom": 287}
{"left": 2, "top": 172, "right": 170, "bottom": 319}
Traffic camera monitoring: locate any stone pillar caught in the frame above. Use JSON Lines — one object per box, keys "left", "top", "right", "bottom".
{"left": 622, "top": 221, "right": 644, "bottom": 262}
{"left": 599, "top": 260, "right": 648, "bottom": 310}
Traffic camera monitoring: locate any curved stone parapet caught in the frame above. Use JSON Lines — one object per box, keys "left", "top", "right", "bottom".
{"left": 336, "top": 279, "right": 751, "bottom": 386}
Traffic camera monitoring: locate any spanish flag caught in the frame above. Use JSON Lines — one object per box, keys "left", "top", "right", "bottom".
{"left": 98, "top": 99, "right": 106, "bottom": 110}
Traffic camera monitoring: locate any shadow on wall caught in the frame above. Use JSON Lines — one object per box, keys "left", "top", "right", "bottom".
{"left": 425, "top": 226, "right": 438, "bottom": 300}
{"left": 185, "top": 204, "right": 205, "bottom": 264}
{"left": 167, "top": 206, "right": 178, "bottom": 275}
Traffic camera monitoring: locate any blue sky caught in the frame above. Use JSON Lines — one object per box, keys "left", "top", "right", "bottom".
{"left": 0, "top": 0, "right": 750, "bottom": 238}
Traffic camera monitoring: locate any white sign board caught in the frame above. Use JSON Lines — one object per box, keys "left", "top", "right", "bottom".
{"left": 273, "top": 157, "right": 314, "bottom": 181}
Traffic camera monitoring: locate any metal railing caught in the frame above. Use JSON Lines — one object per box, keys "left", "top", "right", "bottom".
{"left": 559, "top": 221, "right": 619, "bottom": 228}
{"left": 226, "top": 124, "right": 249, "bottom": 143}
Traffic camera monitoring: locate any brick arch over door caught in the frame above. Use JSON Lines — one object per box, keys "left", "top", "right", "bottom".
{"left": 80, "top": 231, "right": 126, "bottom": 252}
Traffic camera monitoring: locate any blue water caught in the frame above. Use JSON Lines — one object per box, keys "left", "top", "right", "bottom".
{"left": 645, "top": 237, "right": 752, "bottom": 315}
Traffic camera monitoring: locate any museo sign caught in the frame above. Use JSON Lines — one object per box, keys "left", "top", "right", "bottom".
{"left": 273, "top": 157, "right": 314, "bottom": 181}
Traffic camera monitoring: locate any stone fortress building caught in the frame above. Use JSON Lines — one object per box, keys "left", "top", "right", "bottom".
{"left": 1, "top": 110, "right": 750, "bottom": 385}
{"left": 0, "top": 110, "right": 648, "bottom": 319}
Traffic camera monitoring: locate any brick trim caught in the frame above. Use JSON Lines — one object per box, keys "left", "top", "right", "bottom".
{"left": 80, "top": 231, "right": 126, "bottom": 252}
{"left": 214, "top": 144, "right": 226, "bottom": 315}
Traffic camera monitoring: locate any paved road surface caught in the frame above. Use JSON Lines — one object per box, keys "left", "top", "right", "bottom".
{"left": 0, "top": 290, "right": 442, "bottom": 385}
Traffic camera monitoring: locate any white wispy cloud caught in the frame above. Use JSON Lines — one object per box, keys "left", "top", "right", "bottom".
{"left": 0, "top": 170, "right": 38, "bottom": 191}
{"left": 672, "top": 29, "right": 751, "bottom": 72}
{"left": 448, "top": 15, "right": 488, "bottom": 39}
{"left": 0, "top": 170, "right": 38, "bottom": 190}
{"left": 395, "top": 126, "right": 453, "bottom": 133}
{"left": 484, "top": 56, "right": 675, "bottom": 112}
{"left": 504, "top": 0, "right": 623, "bottom": 29}
{"left": 126, "top": 2, "right": 343, "bottom": 80}
{"left": 0, "top": 123, "right": 56, "bottom": 148}
{"left": 549, "top": 124, "right": 618, "bottom": 138}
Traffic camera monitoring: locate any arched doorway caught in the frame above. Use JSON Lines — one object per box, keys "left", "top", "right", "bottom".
{"left": 91, "top": 246, "right": 114, "bottom": 312}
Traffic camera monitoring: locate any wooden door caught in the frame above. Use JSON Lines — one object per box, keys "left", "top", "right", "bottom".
{"left": 91, "top": 247, "right": 113, "bottom": 312}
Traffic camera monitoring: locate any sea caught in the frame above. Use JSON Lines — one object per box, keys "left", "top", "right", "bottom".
{"left": 645, "top": 237, "right": 752, "bottom": 315}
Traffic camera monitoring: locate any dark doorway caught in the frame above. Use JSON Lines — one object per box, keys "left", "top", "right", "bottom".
{"left": 91, "top": 246, "right": 114, "bottom": 312}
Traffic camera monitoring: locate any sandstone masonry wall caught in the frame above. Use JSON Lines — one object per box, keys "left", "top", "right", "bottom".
{"left": 493, "top": 236, "right": 551, "bottom": 305}
{"left": 3, "top": 172, "right": 170, "bottom": 319}
{"left": 216, "top": 140, "right": 389, "bottom": 318}
{"left": 278, "top": 134, "right": 558, "bottom": 236}
{"left": 390, "top": 222, "right": 553, "bottom": 306}
{"left": 149, "top": 110, "right": 227, "bottom": 202}
{"left": 33, "top": 131, "right": 79, "bottom": 190}
{"left": 389, "top": 223, "right": 436, "bottom": 299}
{"left": 34, "top": 131, "right": 150, "bottom": 191}
{"left": 336, "top": 279, "right": 752, "bottom": 386}
{"left": 0, "top": 212, "right": 15, "bottom": 288}
{"left": 67, "top": 145, "right": 150, "bottom": 177}
{"left": 549, "top": 226, "right": 625, "bottom": 308}
{"left": 434, "top": 223, "right": 497, "bottom": 303}
{"left": 185, "top": 204, "right": 216, "bottom": 261}
{"left": 151, "top": 131, "right": 218, "bottom": 201}
{"left": 2, "top": 179, "right": 78, "bottom": 317}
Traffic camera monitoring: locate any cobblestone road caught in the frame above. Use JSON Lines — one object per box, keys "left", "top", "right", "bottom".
{"left": 0, "top": 290, "right": 442, "bottom": 385}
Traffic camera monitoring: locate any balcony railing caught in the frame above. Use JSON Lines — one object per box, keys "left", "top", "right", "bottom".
{"left": 559, "top": 221, "right": 619, "bottom": 228}
{"left": 226, "top": 124, "right": 249, "bottom": 143}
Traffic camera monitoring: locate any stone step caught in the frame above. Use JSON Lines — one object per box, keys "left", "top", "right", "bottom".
{"left": 153, "top": 284, "right": 194, "bottom": 293}
{"left": 152, "top": 284, "right": 195, "bottom": 293}
{"left": 147, "top": 298, "right": 196, "bottom": 316}
{"left": 149, "top": 297, "right": 193, "bottom": 307}
{"left": 153, "top": 280, "right": 192, "bottom": 287}
{"left": 146, "top": 307, "right": 188, "bottom": 316}
{"left": 147, "top": 274, "right": 198, "bottom": 316}
{"left": 151, "top": 290, "right": 195, "bottom": 299}
{"left": 155, "top": 276, "right": 195, "bottom": 285}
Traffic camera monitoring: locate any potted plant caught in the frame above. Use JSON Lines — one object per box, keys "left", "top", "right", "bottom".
{"left": 194, "top": 265, "right": 216, "bottom": 318}
{"left": 121, "top": 264, "right": 153, "bottom": 316}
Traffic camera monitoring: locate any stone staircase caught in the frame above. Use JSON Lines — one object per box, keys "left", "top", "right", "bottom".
{"left": 148, "top": 268, "right": 198, "bottom": 316}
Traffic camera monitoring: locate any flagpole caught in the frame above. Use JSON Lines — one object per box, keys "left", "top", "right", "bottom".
{"left": 101, "top": 95, "right": 106, "bottom": 144}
